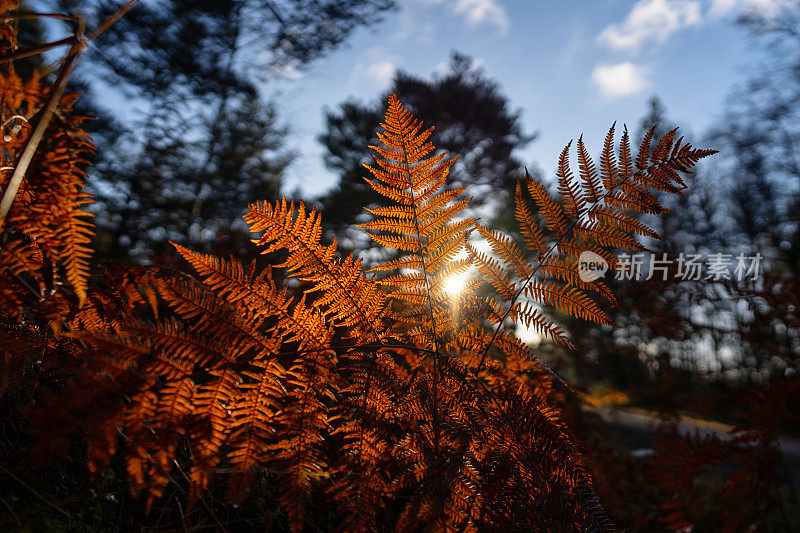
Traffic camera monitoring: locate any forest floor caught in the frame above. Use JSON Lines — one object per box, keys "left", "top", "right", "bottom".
{"left": 590, "top": 405, "right": 800, "bottom": 488}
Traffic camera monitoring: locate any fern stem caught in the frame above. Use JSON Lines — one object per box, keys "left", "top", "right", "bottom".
{"left": 399, "top": 131, "right": 444, "bottom": 458}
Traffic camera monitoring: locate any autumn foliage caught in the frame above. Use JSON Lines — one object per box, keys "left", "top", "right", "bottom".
{"left": 3, "top": 43, "right": 720, "bottom": 526}
{"left": 1, "top": 3, "right": 94, "bottom": 397}
{"left": 9, "top": 5, "right": 799, "bottom": 531}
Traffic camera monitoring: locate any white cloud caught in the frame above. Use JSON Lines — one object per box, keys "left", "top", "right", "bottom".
{"left": 274, "top": 62, "right": 304, "bottom": 82}
{"left": 591, "top": 62, "right": 650, "bottom": 98}
{"left": 351, "top": 48, "right": 397, "bottom": 89}
{"left": 599, "top": 0, "right": 791, "bottom": 48}
{"left": 453, "top": 0, "right": 510, "bottom": 34}
{"left": 395, "top": 0, "right": 509, "bottom": 40}
{"left": 364, "top": 60, "right": 396, "bottom": 87}
{"left": 433, "top": 60, "right": 450, "bottom": 75}
{"left": 392, "top": 3, "right": 437, "bottom": 43}
{"left": 598, "top": 0, "right": 703, "bottom": 50}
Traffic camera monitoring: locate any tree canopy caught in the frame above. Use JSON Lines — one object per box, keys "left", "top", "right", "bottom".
{"left": 318, "top": 52, "right": 535, "bottom": 254}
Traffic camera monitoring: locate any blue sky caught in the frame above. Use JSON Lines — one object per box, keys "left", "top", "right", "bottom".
{"left": 272, "top": 0, "right": 788, "bottom": 197}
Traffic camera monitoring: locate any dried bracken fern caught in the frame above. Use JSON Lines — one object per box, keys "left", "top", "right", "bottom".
{"left": 23, "top": 91, "right": 715, "bottom": 532}
{"left": 0, "top": 73, "right": 95, "bottom": 304}
{"left": 0, "top": 2, "right": 97, "bottom": 403}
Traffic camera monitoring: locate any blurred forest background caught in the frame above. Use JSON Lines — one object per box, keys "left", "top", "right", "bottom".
{"left": 2, "top": 0, "right": 799, "bottom": 530}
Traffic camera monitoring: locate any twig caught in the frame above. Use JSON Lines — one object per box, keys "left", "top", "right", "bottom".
{"left": 176, "top": 497, "right": 189, "bottom": 533}
{"left": 0, "top": 37, "right": 76, "bottom": 64}
{"left": 170, "top": 459, "right": 228, "bottom": 533}
{"left": 87, "top": 0, "right": 140, "bottom": 41}
{"left": 0, "top": 494, "right": 21, "bottom": 527}
{"left": 0, "top": 464, "right": 69, "bottom": 518}
{"left": 0, "top": 0, "right": 140, "bottom": 231}
{"left": 2, "top": 11, "right": 84, "bottom": 23}
{"left": 4, "top": 265, "right": 42, "bottom": 300}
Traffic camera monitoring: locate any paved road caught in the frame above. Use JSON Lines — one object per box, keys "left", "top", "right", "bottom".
{"left": 589, "top": 406, "right": 800, "bottom": 488}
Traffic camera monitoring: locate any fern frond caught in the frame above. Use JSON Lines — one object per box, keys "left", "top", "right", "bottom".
{"left": 525, "top": 280, "right": 612, "bottom": 325}
{"left": 362, "top": 94, "right": 474, "bottom": 347}
{"left": 574, "top": 219, "right": 649, "bottom": 252}
{"left": 188, "top": 368, "right": 238, "bottom": 503}
{"left": 475, "top": 226, "right": 531, "bottom": 281}
{"left": 537, "top": 256, "right": 618, "bottom": 307}
{"left": 172, "top": 243, "right": 334, "bottom": 351}
{"left": 246, "top": 198, "right": 388, "bottom": 340}
{"left": 0, "top": 71, "right": 96, "bottom": 304}
{"left": 558, "top": 141, "right": 587, "bottom": 219}
{"left": 469, "top": 245, "right": 515, "bottom": 299}
{"left": 514, "top": 182, "right": 548, "bottom": 256}
{"left": 508, "top": 300, "right": 575, "bottom": 349}
{"left": 525, "top": 173, "right": 568, "bottom": 236}
{"left": 227, "top": 360, "right": 284, "bottom": 496}
{"left": 598, "top": 126, "right": 619, "bottom": 193}
{"left": 587, "top": 204, "right": 660, "bottom": 239}
{"left": 157, "top": 277, "right": 278, "bottom": 356}
{"left": 636, "top": 126, "right": 655, "bottom": 170}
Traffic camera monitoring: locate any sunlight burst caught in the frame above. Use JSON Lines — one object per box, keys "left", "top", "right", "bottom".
{"left": 442, "top": 270, "right": 470, "bottom": 296}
